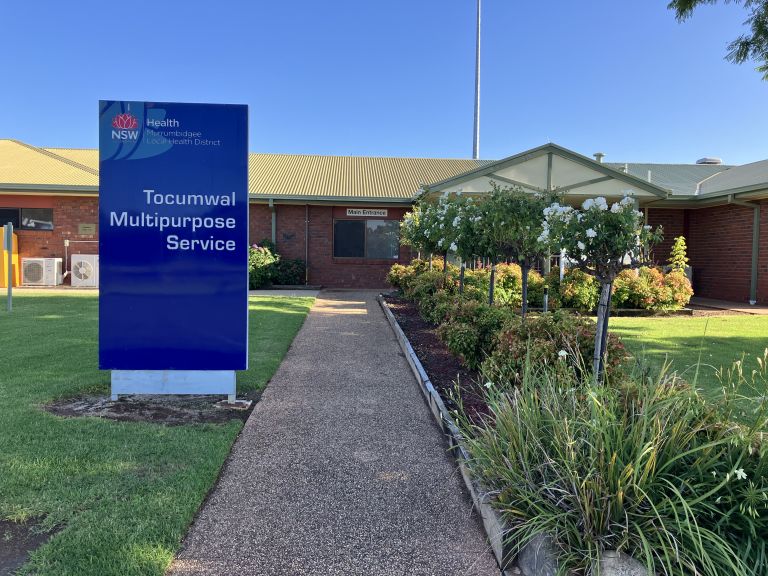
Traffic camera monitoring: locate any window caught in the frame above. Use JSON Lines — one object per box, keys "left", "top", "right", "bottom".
{"left": 365, "top": 220, "right": 399, "bottom": 259}
{"left": 333, "top": 219, "right": 399, "bottom": 259}
{"left": 333, "top": 220, "right": 365, "bottom": 257}
{"left": 0, "top": 208, "right": 53, "bottom": 230}
{"left": 0, "top": 209, "right": 19, "bottom": 229}
{"left": 21, "top": 208, "right": 54, "bottom": 230}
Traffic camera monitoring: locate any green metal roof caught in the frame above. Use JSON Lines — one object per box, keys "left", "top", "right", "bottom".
{"left": 0, "top": 139, "right": 765, "bottom": 205}
{"left": 606, "top": 162, "right": 732, "bottom": 195}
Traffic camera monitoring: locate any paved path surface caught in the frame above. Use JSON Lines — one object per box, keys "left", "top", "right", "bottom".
{"left": 169, "top": 290, "right": 499, "bottom": 576}
{"left": 691, "top": 296, "right": 768, "bottom": 315}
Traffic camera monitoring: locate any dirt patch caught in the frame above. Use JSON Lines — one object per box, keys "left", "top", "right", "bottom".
{"left": 0, "top": 519, "right": 54, "bottom": 576}
{"left": 44, "top": 393, "right": 260, "bottom": 426}
{"left": 384, "top": 295, "right": 489, "bottom": 420}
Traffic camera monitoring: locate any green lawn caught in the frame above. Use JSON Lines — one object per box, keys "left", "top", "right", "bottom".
{"left": 610, "top": 314, "right": 768, "bottom": 394}
{"left": 0, "top": 292, "right": 313, "bottom": 576}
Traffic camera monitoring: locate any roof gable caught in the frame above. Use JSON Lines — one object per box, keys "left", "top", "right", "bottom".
{"left": 425, "top": 143, "right": 670, "bottom": 200}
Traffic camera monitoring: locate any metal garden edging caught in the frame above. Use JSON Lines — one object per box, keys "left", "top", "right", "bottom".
{"left": 377, "top": 295, "right": 517, "bottom": 576}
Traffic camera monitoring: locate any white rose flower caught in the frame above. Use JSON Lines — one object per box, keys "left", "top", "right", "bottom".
{"left": 586, "top": 228, "right": 597, "bottom": 238}
{"left": 437, "top": 238, "right": 444, "bottom": 247}
{"left": 610, "top": 202, "right": 622, "bottom": 213}
{"left": 582, "top": 198, "right": 595, "bottom": 210}
{"left": 453, "top": 216, "right": 461, "bottom": 227}
{"left": 577, "top": 241, "right": 586, "bottom": 250}
{"left": 449, "top": 242, "right": 457, "bottom": 252}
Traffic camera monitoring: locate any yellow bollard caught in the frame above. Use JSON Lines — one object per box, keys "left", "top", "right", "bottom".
{"left": 0, "top": 232, "right": 20, "bottom": 287}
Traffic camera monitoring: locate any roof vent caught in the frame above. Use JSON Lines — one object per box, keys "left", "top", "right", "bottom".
{"left": 696, "top": 157, "right": 723, "bottom": 165}
{"left": 593, "top": 152, "right": 605, "bottom": 163}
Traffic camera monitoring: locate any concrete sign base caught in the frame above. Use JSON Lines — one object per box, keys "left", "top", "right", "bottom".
{"left": 111, "top": 370, "right": 236, "bottom": 402}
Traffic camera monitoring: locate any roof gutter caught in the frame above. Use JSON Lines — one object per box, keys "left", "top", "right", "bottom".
{"left": 728, "top": 195, "right": 761, "bottom": 305}
{"left": 0, "top": 184, "right": 98, "bottom": 195}
{"left": 248, "top": 194, "right": 414, "bottom": 205}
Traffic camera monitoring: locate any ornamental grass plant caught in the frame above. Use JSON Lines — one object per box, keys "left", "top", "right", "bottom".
{"left": 455, "top": 352, "right": 768, "bottom": 576}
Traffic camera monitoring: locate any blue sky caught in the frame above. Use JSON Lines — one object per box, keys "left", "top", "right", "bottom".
{"left": 1, "top": 0, "right": 766, "bottom": 164}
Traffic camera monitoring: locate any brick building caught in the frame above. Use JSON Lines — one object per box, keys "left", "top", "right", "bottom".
{"left": 1, "top": 139, "right": 767, "bottom": 301}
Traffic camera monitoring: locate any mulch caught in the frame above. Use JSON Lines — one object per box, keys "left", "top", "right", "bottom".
{"left": 0, "top": 519, "right": 56, "bottom": 576}
{"left": 384, "top": 295, "right": 489, "bottom": 419}
{"left": 44, "top": 393, "right": 259, "bottom": 426}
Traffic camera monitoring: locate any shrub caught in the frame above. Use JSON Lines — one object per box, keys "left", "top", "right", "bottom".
{"left": 386, "top": 263, "right": 413, "bottom": 291}
{"left": 248, "top": 244, "right": 278, "bottom": 288}
{"left": 437, "top": 301, "right": 515, "bottom": 369}
{"left": 409, "top": 269, "right": 457, "bottom": 319}
{"left": 494, "top": 263, "right": 545, "bottom": 308}
{"left": 663, "top": 269, "right": 694, "bottom": 308}
{"left": 668, "top": 235, "right": 690, "bottom": 273}
{"left": 456, "top": 355, "right": 768, "bottom": 576}
{"left": 611, "top": 268, "right": 641, "bottom": 308}
{"left": 621, "top": 267, "right": 693, "bottom": 311}
{"left": 273, "top": 258, "right": 306, "bottom": 285}
{"left": 555, "top": 268, "right": 600, "bottom": 311}
{"left": 420, "top": 289, "right": 457, "bottom": 325}
{"left": 479, "top": 310, "right": 628, "bottom": 386}
{"left": 462, "top": 267, "right": 490, "bottom": 291}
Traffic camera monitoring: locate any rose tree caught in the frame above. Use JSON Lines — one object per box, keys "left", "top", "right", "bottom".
{"left": 478, "top": 184, "right": 556, "bottom": 314}
{"left": 542, "top": 195, "right": 662, "bottom": 379}
{"left": 448, "top": 195, "right": 483, "bottom": 292}
{"left": 400, "top": 202, "right": 440, "bottom": 268}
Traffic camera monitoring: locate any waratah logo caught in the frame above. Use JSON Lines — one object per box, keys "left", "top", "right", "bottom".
{"left": 112, "top": 113, "right": 138, "bottom": 130}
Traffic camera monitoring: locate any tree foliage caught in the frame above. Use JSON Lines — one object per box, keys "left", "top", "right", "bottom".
{"left": 669, "top": 0, "right": 768, "bottom": 79}
{"left": 668, "top": 235, "right": 690, "bottom": 272}
{"left": 543, "top": 195, "right": 662, "bottom": 380}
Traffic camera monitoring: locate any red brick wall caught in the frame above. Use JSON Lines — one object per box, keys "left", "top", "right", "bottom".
{"left": 249, "top": 202, "right": 411, "bottom": 288}
{"left": 5, "top": 195, "right": 99, "bottom": 264}
{"left": 757, "top": 201, "right": 768, "bottom": 304}
{"left": 686, "top": 204, "right": 754, "bottom": 302}
{"left": 646, "top": 208, "right": 686, "bottom": 264}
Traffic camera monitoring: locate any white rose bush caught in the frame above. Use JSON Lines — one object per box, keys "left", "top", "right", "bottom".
{"left": 479, "top": 184, "right": 557, "bottom": 314}
{"left": 542, "top": 194, "right": 662, "bottom": 380}
{"left": 401, "top": 188, "right": 661, "bottom": 374}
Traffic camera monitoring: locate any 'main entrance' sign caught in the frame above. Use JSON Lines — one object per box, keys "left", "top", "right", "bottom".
{"left": 98, "top": 101, "right": 248, "bottom": 372}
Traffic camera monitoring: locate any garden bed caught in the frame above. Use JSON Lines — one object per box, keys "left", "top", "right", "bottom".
{"left": 384, "top": 294, "right": 488, "bottom": 419}
{"left": 381, "top": 293, "right": 658, "bottom": 576}
{"left": 44, "top": 393, "right": 258, "bottom": 426}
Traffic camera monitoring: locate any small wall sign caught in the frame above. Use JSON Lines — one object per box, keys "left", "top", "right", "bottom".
{"left": 78, "top": 223, "right": 96, "bottom": 235}
{"left": 346, "top": 208, "right": 387, "bottom": 217}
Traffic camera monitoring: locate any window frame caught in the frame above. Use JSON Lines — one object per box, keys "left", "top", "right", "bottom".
{"left": 0, "top": 207, "right": 54, "bottom": 231}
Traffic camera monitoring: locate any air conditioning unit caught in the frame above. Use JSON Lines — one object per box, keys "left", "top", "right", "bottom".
{"left": 22, "top": 258, "right": 63, "bottom": 286}
{"left": 71, "top": 254, "right": 99, "bottom": 287}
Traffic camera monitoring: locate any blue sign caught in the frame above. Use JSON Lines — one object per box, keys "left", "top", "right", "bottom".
{"left": 99, "top": 101, "right": 248, "bottom": 370}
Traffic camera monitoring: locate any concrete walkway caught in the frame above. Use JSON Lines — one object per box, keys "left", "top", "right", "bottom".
{"left": 691, "top": 296, "right": 768, "bottom": 315}
{"left": 169, "top": 291, "right": 498, "bottom": 576}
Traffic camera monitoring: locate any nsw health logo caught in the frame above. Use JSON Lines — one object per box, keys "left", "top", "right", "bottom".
{"left": 111, "top": 113, "right": 139, "bottom": 140}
